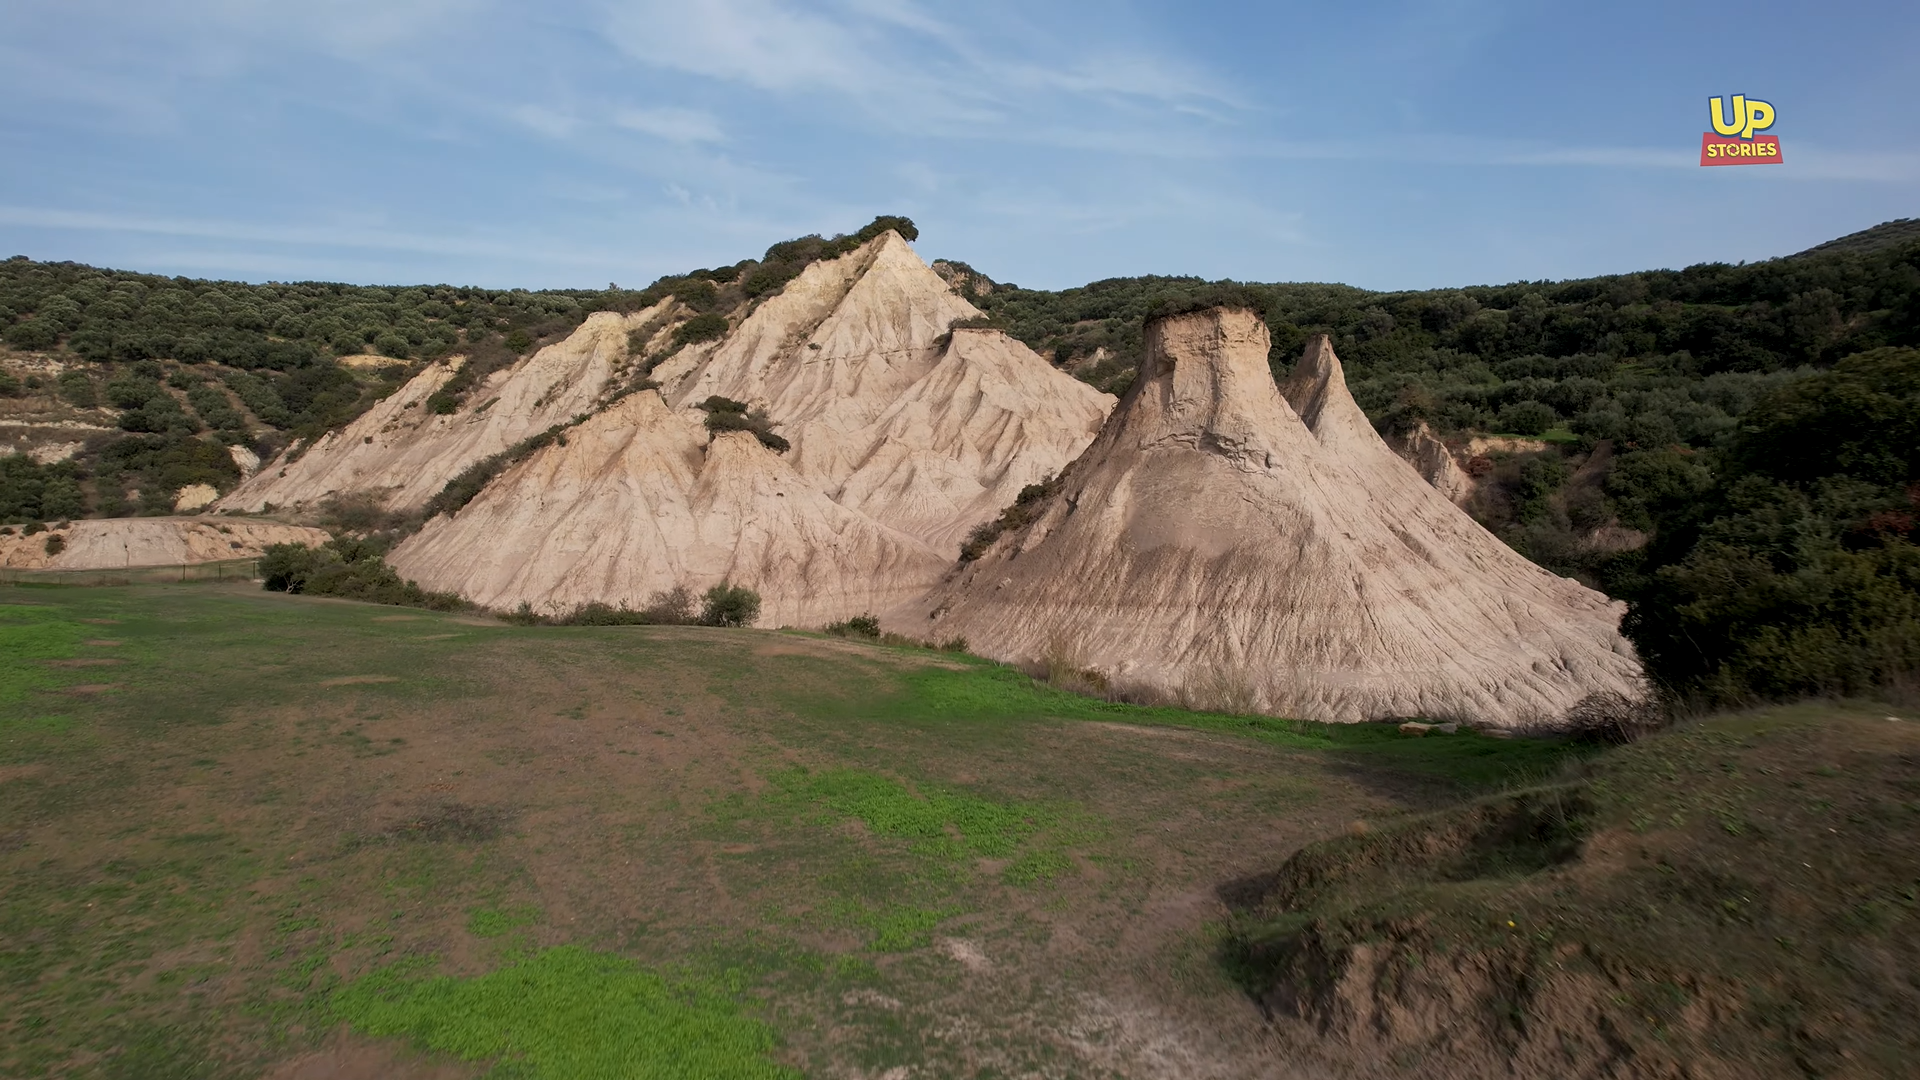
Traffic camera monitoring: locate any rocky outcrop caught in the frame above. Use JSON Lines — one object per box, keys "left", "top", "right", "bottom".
{"left": 906, "top": 309, "right": 1647, "bottom": 729}
{"left": 384, "top": 231, "right": 1111, "bottom": 619}
{"left": 1389, "top": 421, "right": 1475, "bottom": 506}
{"left": 0, "top": 517, "right": 330, "bottom": 570}
{"left": 654, "top": 232, "right": 1112, "bottom": 552}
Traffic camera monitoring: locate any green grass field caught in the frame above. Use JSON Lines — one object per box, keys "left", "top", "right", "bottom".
{"left": 2, "top": 583, "right": 1913, "bottom": 1079}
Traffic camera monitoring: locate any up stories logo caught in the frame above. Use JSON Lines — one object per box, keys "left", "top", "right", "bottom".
{"left": 1701, "top": 95, "right": 1783, "bottom": 166}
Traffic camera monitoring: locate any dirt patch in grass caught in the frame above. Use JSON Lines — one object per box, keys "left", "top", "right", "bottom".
{"left": 60, "top": 682, "right": 120, "bottom": 695}
{"left": 318, "top": 675, "right": 400, "bottom": 686}
{"left": 82, "top": 639, "right": 122, "bottom": 646}
{"left": 43, "top": 657, "right": 120, "bottom": 667}
{"left": 372, "top": 801, "right": 513, "bottom": 844}
{"left": 263, "top": 1032, "right": 476, "bottom": 1080}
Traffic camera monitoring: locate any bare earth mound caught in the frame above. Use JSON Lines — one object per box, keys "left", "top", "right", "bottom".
{"left": 908, "top": 308, "right": 1647, "bottom": 728}
{"left": 387, "top": 232, "right": 1111, "bottom": 620}
{"left": 387, "top": 394, "right": 950, "bottom": 625}
{"left": 0, "top": 517, "right": 330, "bottom": 569}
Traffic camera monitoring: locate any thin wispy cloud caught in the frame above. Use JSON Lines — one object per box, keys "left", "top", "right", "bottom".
{"left": 597, "top": 0, "right": 1239, "bottom": 137}
{"left": 613, "top": 106, "right": 727, "bottom": 144}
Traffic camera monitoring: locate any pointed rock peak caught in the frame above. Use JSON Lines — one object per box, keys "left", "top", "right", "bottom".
{"left": 1280, "top": 333, "right": 1379, "bottom": 451}
{"left": 1279, "top": 334, "right": 1342, "bottom": 424}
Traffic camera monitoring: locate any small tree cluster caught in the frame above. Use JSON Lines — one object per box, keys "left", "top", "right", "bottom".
{"left": 698, "top": 396, "right": 789, "bottom": 453}
{"left": 259, "top": 539, "right": 466, "bottom": 610}
{"left": 960, "top": 475, "right": 1060, "bottom": 561}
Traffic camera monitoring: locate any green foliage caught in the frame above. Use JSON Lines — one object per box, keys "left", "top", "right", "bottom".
{"left": 94, "top": 434, "right": 239, "bottom": 513}
{"left": 220, "top": 370, "right": 288, "bottom": 426}
{"left": 42, "top": 532, "right": 64, "bottom": 556}
{"left": 1615, "top": 347, "right": 1920, "bottom": 704}
{"left": 2, "top": 317, "right": 58, "bottom": 350}
{"left": 1728, "top": 347, "right": 1920, "bottom": 486}
{"left": 1495, "top": 399, "right": 1558, "bottom": 436}
{"left": 960, "top": 476, "right": 1059, "bottom": 560}
{"left": 698, "top": 397, "right": 789, "bottom": 453}
{"left": 971, "top": 234, "right": 1920, "bottom": 448}
{"left": 673, "top": 312, "right": 729, "bottom": 347}
{"left": 56, "top": 370, "right": 96, "bottom": 408}
{"left": 259, "top": 539, "right": 468, "bottom": 611}
{"left": 554, "top": 587, "right": 698, "bottom": 626}
{"left": 331, "top": 945, "right": 796, "bottom": 1080}
{"left": 0, "top": 370, "right": 20, "bottom": 396}
{"left": 1144, "top": 283, "right": 1273, "bottom": 324}
{"left": 184, "top": 384, "right": 244, "bottom": 433}
{"left": 825, "top": 613, "right": 882, "bottom": 638}
{"left": 699, "top": 582, "right": 760, "bottom": 628}
{"left": 0, "top": 455, "right": 87, "bottom": 522}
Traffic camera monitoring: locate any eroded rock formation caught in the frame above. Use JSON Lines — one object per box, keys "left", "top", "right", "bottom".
{"left": 906, "top": 309, "right": 1647, "bottom": 728}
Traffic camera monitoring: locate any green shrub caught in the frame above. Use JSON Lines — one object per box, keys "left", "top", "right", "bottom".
{"left": 2, "top": 318, "right": 58, "bottom": 350}
{"left": 374, "top": 332, "right": 411, "bottom": 359}
{"left": 673, "top": 313, "right": 729, "bottom": 347}
{"left": 552, "top": 588, "right": 695, "bottom": 626}
{"left": 221, "top": 371, "right": 290, "bottom": 426}
{"left": 699, "top": 583, "right": 760, "bottom": 628}
{"left": 42, "top": 533, "right": 64, "bottom": 556}
{"left": 675, "top": 279, "right": 720, "bottom": 312}
{"left": 825, "top": 613, "right": 882, "bottom": 638}
{"left": 186, "top": 384, "right": 244, "bottom": 432}
{"left": 259, "top": 539, "right": 467, "bottom": 611}
{"left": 57, "top": 370, "right": 96, "bottom": 408}
{"left": 505, "top": 329, "right": 533, "bottom": 353}
{"left": 742, "top": 263, "right": 800, "bottom": 299}
{"left": 1496, "top": 400, "right": 1558, "bottom": 436}
{"left": 0, "top": 371, "right": 20, "bottom": 397}
{"left": 0, "top": 455, "right": 87, "bottom": 523}
{"left": 960, "top": 476, "right": 1059, "bottom": 560}
{"left": 698, "top": 397, "right": 788, "bottom": 453}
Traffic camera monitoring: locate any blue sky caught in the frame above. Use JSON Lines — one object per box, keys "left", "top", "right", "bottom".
{"left": 0, "top": 1, "right": 1913, "bottom": 292}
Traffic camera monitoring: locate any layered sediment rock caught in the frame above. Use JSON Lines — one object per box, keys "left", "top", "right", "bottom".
{"left": 906, "top": 308, "right": 1648, "bottom": 728}
{"left": 383, "top": 232, "right": 1111, "bottom": 618}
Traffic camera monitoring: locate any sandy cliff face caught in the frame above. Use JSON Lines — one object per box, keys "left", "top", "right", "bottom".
{"left": 387, "top": 393, "right": 950, "bottom": 625}
{"left": 0, "top": 518, "right": 330, "bottom": 570}
{"left": 907, "top": 309, "right": 1647, "bottom": 728}
{"left": 655, "top": 232, "right": 1111, "bottom": 550}
{"left": 384, "top": 231, "right": 1111, "bottom": 619}
{"left": 214, "top": 307, "right": 670, "bottom": 514}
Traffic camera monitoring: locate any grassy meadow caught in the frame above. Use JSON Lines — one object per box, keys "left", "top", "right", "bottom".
{"left": 2, "top": 583, "right": 1914, "bottom": 1079}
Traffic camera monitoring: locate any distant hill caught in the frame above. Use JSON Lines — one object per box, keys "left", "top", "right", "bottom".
{"left": 1792, "top": 218, "right": 1920, "bottom": 258}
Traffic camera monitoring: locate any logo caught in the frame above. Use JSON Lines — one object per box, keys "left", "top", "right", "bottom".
{"left": 1701, "top": 95, "right": 1782, "bottom": 166}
